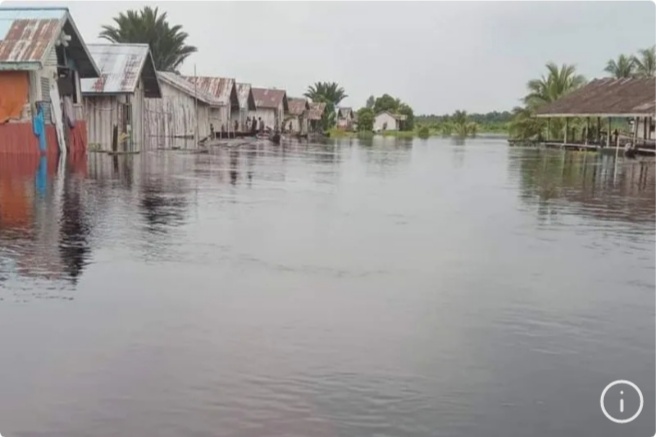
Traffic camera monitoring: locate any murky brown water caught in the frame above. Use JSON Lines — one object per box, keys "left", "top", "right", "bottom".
{"left": 0, "top": 137, "right": 655, "bottom": 437}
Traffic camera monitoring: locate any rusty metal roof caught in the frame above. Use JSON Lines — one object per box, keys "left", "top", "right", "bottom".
{"left": 80, "top": 44, "right": 161, "bottom": 98}
{"left": 0, "top": 7, "right": 99, "bottom": 77}
{"left": 287, "top": 97, "right": 309, "bottom": 116}
{"left": 236, "top": 82, "right": 256, "bottom": 111}
{"left": 308, "top": 102, "right": 326, "bottom": 120}
{"left": 185, "top": 76, "right": 238, "bottom": 107}
{"left": 536, "top": 78, "right": 656, "bottom": 117}
{"left": 157, "top": 71, "right": 222, "bottom": 106}
{"left": 252, "top": 87, "right": 288, "bottom": 111}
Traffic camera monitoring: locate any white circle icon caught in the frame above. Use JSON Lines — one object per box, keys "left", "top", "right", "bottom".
{"left": 600, "top": 380, "right": 644, "bottom": 424}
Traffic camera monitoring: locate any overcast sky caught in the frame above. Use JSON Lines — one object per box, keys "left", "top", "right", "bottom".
{"left": 5, "top": 1, "right": 657, "bottom": 114}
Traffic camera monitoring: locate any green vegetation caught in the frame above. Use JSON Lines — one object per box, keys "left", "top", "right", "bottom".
{"left": 305, "top": 82, "right": 348, "bottom": 131}
{"left": 356, "top": 107, "right": 375, "bottom": 131}
{"left": 416, "top": 110, "right": 512, "bottom": 137}
{"left": 605, "top": 45, "right": 656, "bottom": 78}
{"left": 100, "top": 6, "right": 197, "bottom": 72}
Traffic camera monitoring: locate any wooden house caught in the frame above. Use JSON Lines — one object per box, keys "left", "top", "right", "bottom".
{"left": 144, "top": 71, "right": 222, "bottom": 149}
{"left": 336, "top": 107, "right": 355, "bottom": 130}
{"left": 535, "top": 77, "right": 656, "bottom": 153}
{"left": 185, "top": 76, "right": 238, "bottom": 137}
{"left": 250, "top": 88, "right": 288, "bottom": 131}
{"left": 373, "top": 111, "right": 405, "bottom": 132}
{"left": 0, "top": 7, "right": 100, "bottom": 157}
{"left": 232, "top": 82, "right": 256, "bottom": 133}
{"left": 286, "top": 98, "right": 310, "bottom": 134}
{"left": 81, "top": 43, "right": 161, "bottom": 152}
{"left": 308, "top": 101, "right": 326, "bottom": 133}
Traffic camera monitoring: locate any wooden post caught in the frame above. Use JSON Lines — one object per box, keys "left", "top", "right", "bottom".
{"left": 596, "top": 117, "right": 601, "bottom": 146}
{"left": 585, "top": 118, "right": 590, "bottom": 146}
{"left": 643, "top": 117, "right": 648, "bottom": 141}
{"left": 607, "top": 117, "right": 611, "bottom": 147}
{"left": 564, "top": 117, "right": 568, "bottom": 145}
{"left": 633, "top": 117, "right": 638, "bottom": 147}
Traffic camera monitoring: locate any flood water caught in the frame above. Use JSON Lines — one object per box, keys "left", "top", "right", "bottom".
{"left": 0, "top": 137, "right": 655, "bottom": 437}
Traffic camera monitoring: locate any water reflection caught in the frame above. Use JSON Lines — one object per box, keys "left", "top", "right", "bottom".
{"left": 0, "top": 153, "right": 90, "bottom": 293}
{"left": 513, "top": 149, "right": 655, "bottom": 226}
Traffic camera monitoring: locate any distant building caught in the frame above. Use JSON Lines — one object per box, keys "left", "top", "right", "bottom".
{"left": 373, "top": 111, "right": 406, "bottom": 132}
{"left": 308, "top": 102, "right": 327, "bottom": 133}
{"left": 232, "top": 83, "right": 256, "bottom": 133}
{"left": 185, "top": 76, "right": 238, "bottom": 137}
{"left": 81, "top": 43, "right": 161, "bottom": 152}
{"left": 144, "top": 71, "right": 223, "bottom": 149}
{"left": 336, "top": 107, "right": 355, "bottom": 130}
{"left": 0, "top": 7, "right": 100, "bottom": 156}
{"left": 250, "top": 88, "right": 289, "bottom": 131}
{"left": 286, "top": 98, "right": 310, "bottom": 134}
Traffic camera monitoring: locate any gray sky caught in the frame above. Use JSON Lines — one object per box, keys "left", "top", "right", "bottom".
{"left": 6, "top": 1, "right": 657, "bottom": 114}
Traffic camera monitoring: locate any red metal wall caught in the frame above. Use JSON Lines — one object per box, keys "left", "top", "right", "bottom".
{"left": 0, "top": 121, "right": 88, "bottom": 157}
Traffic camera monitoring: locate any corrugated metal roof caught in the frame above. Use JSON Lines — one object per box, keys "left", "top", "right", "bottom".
{"left": 287, "top": 97, "right": 309, "bottom": 116}
{"left": 0, "top": 7, "right": 99, "bottom": 77}
{"left": 252, "top": 87, "right": 288, "bottom": 110}
{"left": 80, "top": 43, "right": 161, "bottom": 98}
{"left": 236, "top": 82, "right": 256, "bottom": 110}
{"left": 185, "top": 76, "right": 238, "bottom": 106}
{"left": 157, "top": 71, "right": 222, "bottom": 106}
{"left": 536, "top": 78, "right": 656, "bottom": 117}
{"left": 308, "top": 102, "right": 326, "bottom": 120}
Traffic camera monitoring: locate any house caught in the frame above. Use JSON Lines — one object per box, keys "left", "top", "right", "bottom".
{"left": 0, "top": 7, "right": 100, "bottom": 156}
{"left": 231, "top": 82, "right": 256, "bottom": 133}
{"left": 286, "top": 98, "right": 310, "bottom": 134}
{"left": 535, "top": 77, "right": 656, "bottom": 149}
{"left": 336, "top": 107, "right": 355, "bottom": 130}
{"left": 373, "top": 111, "right": 406, "bottom": 132}
{"left": 308, "top": 101, "right": 326, "bottom": 133}
{"left": 185, "top": 76, "right": 239, "bottom": 137}
{"left": 80, "top": 44, "right": 161, "bottom": 152}
{"left": 144, "top": 71, "right": 223, "bottom": 149}
{"left": 250, "top": 87, "right": 288, "bottom": 131}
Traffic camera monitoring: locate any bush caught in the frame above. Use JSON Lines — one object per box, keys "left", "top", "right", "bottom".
{"left": 418, "top": 126, "right": 430, "bottom": 138}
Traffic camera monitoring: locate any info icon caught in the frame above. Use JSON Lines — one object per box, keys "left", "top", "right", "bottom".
{"left": 600, "top": 380, "right": 644, "bottom": 424}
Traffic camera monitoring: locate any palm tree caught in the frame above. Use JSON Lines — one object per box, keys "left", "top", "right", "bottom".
{"left": 450, "top": 110, "right": 477, "bottom": 138}
{"left": 506, "top": 63, "right": 586, "bottom": 141}
{"left": 304, "top": 82, "right": 348, "bottom": 106}
{"left": 524, "top": 62, "right": 587, "bottom": 109}
{"left": 99, "top": 6, "right": 197, "bottom": 72}
{"left": 634, "top": 45, "right": 656, "bottom": 78}
{"left": 605, "top": 54, "right": 636, "bottom": 78}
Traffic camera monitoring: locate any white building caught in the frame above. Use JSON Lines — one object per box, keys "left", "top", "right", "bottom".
{"left": 81, "top": 44, "right": 161, "bottom": 152}
{"left": 373, "top": 111, "right": 405, "bottom": 132}
{"left": 250, "top": 88, "right": 288, "bottom": 131}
